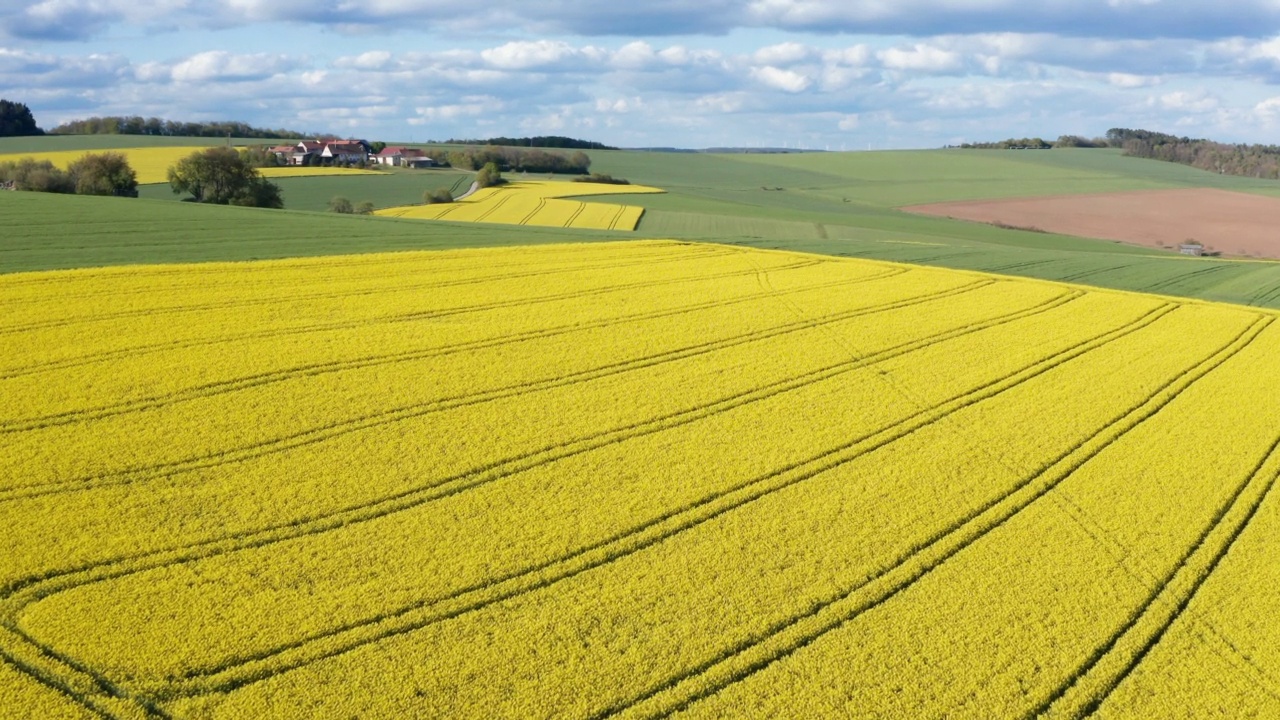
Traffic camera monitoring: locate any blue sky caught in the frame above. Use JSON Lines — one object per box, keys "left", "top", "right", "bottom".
{"left": 6, "top": 1, "right": 1280, "bottom": 148}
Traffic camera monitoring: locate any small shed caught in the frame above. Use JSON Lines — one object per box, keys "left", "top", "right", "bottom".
{"left": 1179, "top": 242, "right": 1204, "bottom": 257}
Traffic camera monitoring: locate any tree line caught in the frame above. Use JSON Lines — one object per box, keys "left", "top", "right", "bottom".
{"left": 48, "top": 116, "right": 312, "bottom": 140}
{"left": 444, "top": 136, "right": 615, "bottom": 150}
{"left": 1108, "top": 128, "right": 1280, "bottom": 179}
{"left": 2, "top": 147, "right": 283, "bottom": 208}
{"left": 0, "top": 153, "right": 136, "bottom": 195}
{"left": 0, "top": 100, "right": 43, "bottom": 136}
{"left": 445, "top": 146, "right": 591, "bottom": 175}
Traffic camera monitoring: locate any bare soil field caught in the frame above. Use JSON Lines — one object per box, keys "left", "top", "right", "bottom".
{"left": 903, "top": 188, "right": 1280, "bottom": 259}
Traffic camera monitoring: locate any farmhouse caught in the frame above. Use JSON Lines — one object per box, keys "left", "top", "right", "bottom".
{"left": 322, "top": 142, "right": 368, "bottom": 164}
{"left": 272, "top": 140, "right": 372, "bottom": 166}
{"left": 375, "top": 146, "right": 436, "bottom": 167}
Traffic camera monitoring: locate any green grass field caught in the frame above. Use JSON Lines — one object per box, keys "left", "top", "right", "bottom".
{"left": 137, "top": 167, "right": 476, "bottom": 212}
{"left": 4, "top": 137, "right": 1280, "bottom": 309}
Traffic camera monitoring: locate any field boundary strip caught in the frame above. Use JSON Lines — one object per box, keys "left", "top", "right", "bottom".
{"left": 3, "top": 285, "right": 1085, "bottom": 703}
{"left": 1032, "top": 428, "right": 1280, "bottom": 718}
{"left": 596, "top": 312, "right": 1269, "bottom": 720}
{"left": 0, "top": 259, "right": 850, "bottom": 434}
{"left": 1, "top": 274, "right": 979, "bottom": 500}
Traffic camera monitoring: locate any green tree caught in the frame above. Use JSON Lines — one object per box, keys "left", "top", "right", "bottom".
{"left": 67, "top": 152, "right": 138, "bottom": 197}
{"left": 167, "top": 147, "right": 282, "bottom": 208}
{"left": 231, "top": 177, "right": 284, "bottom": 208}
{"left": 355, "top": 201, "right": 376, "bottom": 215}
{"left": 329, "top": 196, "right": 354, "bottom": 213}
{"left": 0, "top": 99, "right": 42, "bottom": 137}
{"left": 475, "top": 161, "right": 502, "bottom": 188}
{"left": 423, "top": 188, "right": 453, "bottom": 204}
{"left": 0, "top": 158, "right": 72, "bottom": 192}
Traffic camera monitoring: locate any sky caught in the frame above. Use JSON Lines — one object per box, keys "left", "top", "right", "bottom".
{"left": 6, "top": 1, "right": 1280, "bottom": 148}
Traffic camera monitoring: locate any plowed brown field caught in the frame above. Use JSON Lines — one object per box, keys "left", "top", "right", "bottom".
{"left": 903, "top": 188, "right": 1280, "bottom": 259}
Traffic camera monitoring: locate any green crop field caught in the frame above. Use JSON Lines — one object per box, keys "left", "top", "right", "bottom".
{"left": 137, "top": 168, "right": 476, "bottom": 213}
{"left": 3, "top": 137, "right": 1280, "bottom": 309}
{"left": 0, "top": 191, "right": 630, "bottom": 274}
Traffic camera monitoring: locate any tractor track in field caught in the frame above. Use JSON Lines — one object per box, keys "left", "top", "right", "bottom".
{"left": 590, "top": 311, "right": 1266, "bottom": 720}
{"left": 563, "top": 202, "right": 586, "bottom": 228}
{"left": 0, "top": 249, "right": 775, "bottom": 379}
{"left": 1029, "top": 422, "right": 1280, "bottom": 719}
{"left": 517, "top": 198, "right": 547, "bottom": 225}
{"left": 0, "top": 246, "right": 733, "bottom": 336}
{"left": 1, "top": 287, "right": 1090, "bottom": 709}
{"left": 1138, "top": 264, "right": 1235, "bottom": 295}
{"left": 0, "top": 259, "right": 855, "bottom": 434}
{"left": 0, "top": 244, "right": 645, "bottom": 304}
{"left": 0, "top": 275, "right": 985, "bottom": 499}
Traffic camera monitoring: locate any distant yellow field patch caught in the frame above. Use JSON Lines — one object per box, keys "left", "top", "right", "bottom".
{"left": 376, "top": 179, "right": 664, "bottom": 231}
{"left": 0, "top": 147, "right": 380, "bottom": 185}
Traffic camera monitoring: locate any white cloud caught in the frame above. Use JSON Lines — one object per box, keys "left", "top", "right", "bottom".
{"left": 878, "top": 43, "right": 964, "bottom": 73}
{"left": 753, "top": 42, "right": 812, "bottom": 66}
{"left": 481, "top": 40, "right": 578, "bottom": 70}
{"left": 170, "top": 51, "right": 298, "bottom": 82}
{"left": 750, "top": 65, "right": 812, "bottom": 92}
{"left": 1155, "top": 90, "right": 1219, "bottom": 112}
{"left": 1108, "top": 72, "right": 1159, "bottom": 88}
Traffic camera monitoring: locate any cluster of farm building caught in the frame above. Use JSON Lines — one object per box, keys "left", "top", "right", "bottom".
{"left": 265, "top": 140, "right": 436, "bottom": 167}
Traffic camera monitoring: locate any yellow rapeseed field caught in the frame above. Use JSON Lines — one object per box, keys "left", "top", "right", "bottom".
{"left": 1, "top": 240, "right": 1278, "bottom": 719}
{"left": 376, "top": 179, "right": 663, "bottom": 231}
{"left": 0, "top": 147, "right": 380, "bottom": 184}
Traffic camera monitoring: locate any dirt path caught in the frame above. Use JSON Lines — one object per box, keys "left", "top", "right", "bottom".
{"left": 902, "top": 188, "right": 1280, "bottom": 259}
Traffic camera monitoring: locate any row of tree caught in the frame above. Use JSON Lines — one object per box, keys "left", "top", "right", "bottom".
{"left": 444, "top": 136, "right": 615, "bottom": 150}
{"left": 0, "top": 153, "right": 137, "bottom": 195}
{"left": 2, "top": 147, "right": 284, "bottom": 208}
{"left": 48, "top": 116, "right": 311, "bottom": 140}
{"left": 1108, "top": 128, "right": 1280, "bottom": 179}
{"left": 950, "top": 135, "right": 1112, "bottom": 149}
{"left": 445, "top": 146, "right": 591, "bottom": 174}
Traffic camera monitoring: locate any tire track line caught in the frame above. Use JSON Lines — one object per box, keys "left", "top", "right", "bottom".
{"left": 1032, "top": 426, "right": 1280, "bottom": 719}
{"left": 595, "top": 311, "right": 1266, "bottom": 720}
{"left": 1, "top": 289, "right": 1074, "bottom": 596}
{"left": 518, "top": 198, "right": 547, "bottom": 226}
{"left": 1140, "top": 264, "right": 1232, "bottom": 294}
{"left": 8, "top": 290, "right": 1086, "bottom": 702}
{"left": 0, "top": 247, "right": 732, "bottom": 336}
{"left": 0, "top": 649, "right": 115, "bottom": 720}
{"left": 0, "top": 247, "right": 634, "bottom": 306}
{"left": 1, "top": 260, "right": 849, "bottom": 432}
{"left": 565, "top": 202, "right": 586, "bottom": 228}
{"left": 472, "top": 192, "right": 513, "bottom": 222}
{"left": 0, "top": 276, "right": 980, "bottom": 499}
{"left": 0, "top": 249, "right": 769, "bottom": 379}
{"left": 1058, "top": 263, "right": 1139, "bottom": 283}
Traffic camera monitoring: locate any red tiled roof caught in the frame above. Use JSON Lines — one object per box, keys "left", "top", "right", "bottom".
{"left": 325, "top": 142, "right": 365, "bottom": 153}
